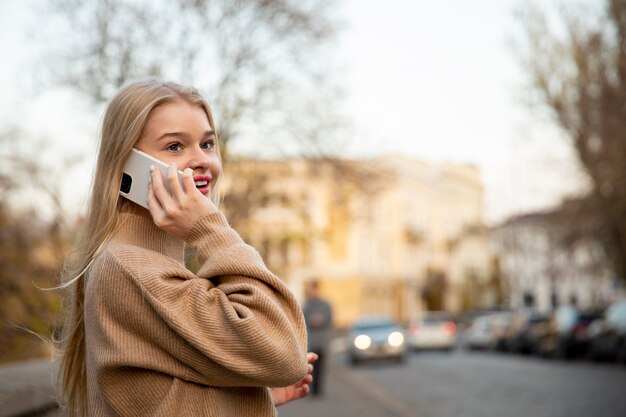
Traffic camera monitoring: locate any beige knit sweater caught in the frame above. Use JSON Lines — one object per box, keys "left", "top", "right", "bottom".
{"left": 84, "top": 206, "right": 308, "bottom": 416}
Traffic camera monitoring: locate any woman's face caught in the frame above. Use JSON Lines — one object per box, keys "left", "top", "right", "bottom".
{"left": 135, "top": 100, "right": 221, "bottom": 197}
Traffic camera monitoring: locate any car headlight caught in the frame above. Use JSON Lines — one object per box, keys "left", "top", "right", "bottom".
{"left": 354, "top": 334, "right": 372, "bottom": 350}
{"left": 388, "top": 331, "right": 404, "bottom": 347}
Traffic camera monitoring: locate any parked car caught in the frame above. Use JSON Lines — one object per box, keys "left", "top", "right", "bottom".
{"left": 489, "top": 312, "right": 514, "bottom": 351}
{"left": 502, "top": 309, "right": 550, "bottom": 354}
{"left": 534, "top": 305, "right": 601, "bottom": 359}
{"left": 347, "top": 316, "right": 408, "bottom": 365}
{"left": 587, "top": 300, "right": 626, "bottom": 363}
{"left": 407, "top": 311, "right": 457, "bottom": 351}
{"left": 465, "top": 312, "right": 511, "bottom": 351}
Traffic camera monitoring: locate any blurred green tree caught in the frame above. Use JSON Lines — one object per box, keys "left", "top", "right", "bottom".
{"left": 518, "top": 0, "right": 626, "bottom": 285}
{"left": 0, "top": 130, "right": 76, "bottom": 363}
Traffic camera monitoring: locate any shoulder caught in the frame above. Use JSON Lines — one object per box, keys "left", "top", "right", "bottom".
{"left": 88, "top": 243, "right": 132, "bottom": 281}
{"left": 85, "top": 242, "right": 199, "bottom": 321}
{"left": 89, "top": 242, "right": 193, "bottom": 288}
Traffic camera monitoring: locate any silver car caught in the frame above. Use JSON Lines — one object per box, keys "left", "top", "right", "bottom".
{"left": 465, "top": 312, "right": 512, "bottom": 350}
{"left": 407, "top": 311, "right": 457, "bottom": 351}
{"left": 347, "top": 316, "right": 407, "bottom": 365}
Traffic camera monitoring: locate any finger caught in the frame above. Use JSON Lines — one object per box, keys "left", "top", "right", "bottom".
{"left": 295, "top": 374, "right": 312, "bottom": 387}
{"left": 146, "top": 177, "right": 164, "bottom": 220}
{"left": 166, "top": 163, "right": 184, "bottom": 202}
{"left": 308, "top": 364, "right": 314, "bottom": 374}
{"left": 307, "top": 352, "right": 319, "bottom": 363}
{"left": 150, "top": 165, "right": 175, "bottom": 208}
{"left": 290, "top": 386, "right": 307, "bottom": 401}
{"left": 296, "top": 384, "right": 310, "bottom": 398}
{"left": 181, "top": 168, "right": 196, "bottom": 195}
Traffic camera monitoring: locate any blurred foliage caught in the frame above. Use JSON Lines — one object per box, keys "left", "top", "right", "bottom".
{"left": 0, "top": 206, "right": 62, "bottom": 363}
{"left": 0, "top": 130, "right": 75, "bottom": 364}
{"left": 518, "top": 0, "right": 626, "bottom": 284}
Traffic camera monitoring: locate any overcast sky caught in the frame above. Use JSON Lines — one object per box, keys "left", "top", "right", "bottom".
{"left": 336, "top": 0, "right": 594, "bottom": 223}
{"left": 0, "top": 0, "right": 596, "bottom": 224}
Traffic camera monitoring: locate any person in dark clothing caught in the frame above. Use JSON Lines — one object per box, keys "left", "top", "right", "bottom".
{"left": 303, "top": 280, "right": 333, "bottom": 397}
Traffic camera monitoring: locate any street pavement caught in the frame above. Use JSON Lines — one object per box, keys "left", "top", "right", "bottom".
{"left": 282, "top": 345, "right": 626, "bottom": 417}
{"left": 5, "top": 346, "right": 626, "bottom": 417}
{"left": 336, "top": 349, "right": 626, "bottom": 417}
{"left": 279, "top": 359, "right": 416, "bottom": 417}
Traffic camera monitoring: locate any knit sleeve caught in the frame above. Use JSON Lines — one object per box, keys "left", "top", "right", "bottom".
{"left": 106, "top": 213, "right": 308, "bottom": 389}
{"left": 184, "top": 212, "right": 308, "bottom": 386}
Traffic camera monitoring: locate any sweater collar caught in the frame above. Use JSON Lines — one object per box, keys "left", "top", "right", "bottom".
{"left": 113, "top": 202, "right": 185, "bottom": 264}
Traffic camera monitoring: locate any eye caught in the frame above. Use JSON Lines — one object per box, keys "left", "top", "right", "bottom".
{"left": 201, "top": 139, "right": 215, "bottom": 150}
{"left": 167, "top": 143, "right": 182, "bottom": 152}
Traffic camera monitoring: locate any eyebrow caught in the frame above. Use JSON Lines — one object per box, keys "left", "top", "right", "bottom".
{"left": 156, "top": 130, "right": 216, "bottom": 142}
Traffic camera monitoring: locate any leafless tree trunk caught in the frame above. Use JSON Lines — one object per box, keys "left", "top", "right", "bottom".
{"left": 517, "top": 0, "right": 626, "bottom": 284}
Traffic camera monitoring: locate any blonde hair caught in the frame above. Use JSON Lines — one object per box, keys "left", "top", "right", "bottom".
{"left": 57, "top": 80, "right": 221, "bottom": 416}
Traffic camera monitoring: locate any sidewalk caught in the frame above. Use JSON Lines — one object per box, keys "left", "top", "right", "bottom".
{"left": 0, "top": 359, "right": 58, "bottom": 417}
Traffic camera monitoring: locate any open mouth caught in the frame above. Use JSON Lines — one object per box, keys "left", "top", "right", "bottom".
{"left": 194, "top": 180, "right": 208, "bottom": 189}
{"left": 193, "top": 176, "right": 211, "bottom": 195}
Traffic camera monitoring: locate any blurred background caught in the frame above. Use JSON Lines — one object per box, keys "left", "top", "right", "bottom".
{"left": 1, "top": 0, "right": 626, "bottom": 416}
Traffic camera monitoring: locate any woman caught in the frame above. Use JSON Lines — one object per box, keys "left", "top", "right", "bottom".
{"left": 58, "top": 80, "right": 315, "bottom": 416}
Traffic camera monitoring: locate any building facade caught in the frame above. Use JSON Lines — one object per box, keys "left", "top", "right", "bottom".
{"left": 221, "top": 155, "right": 494, "bottom": 327}
{"left": 491, "top": 211, "right": 620, "bottom": 312}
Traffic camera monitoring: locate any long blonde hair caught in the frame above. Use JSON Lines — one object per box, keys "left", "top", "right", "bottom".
{"left": 57, "top": 81, "right": 221, "bottom": 416}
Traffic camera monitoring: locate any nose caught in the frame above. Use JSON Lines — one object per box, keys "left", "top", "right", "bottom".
{"left": 187, "top": 146, "right": 212, "bottom": 173}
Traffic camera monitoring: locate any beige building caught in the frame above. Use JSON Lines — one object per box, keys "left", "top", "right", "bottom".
{"left": 221, "top": 155, "right": 494, "bottom": 327}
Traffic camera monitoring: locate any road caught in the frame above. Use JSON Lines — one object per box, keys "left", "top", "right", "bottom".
{"left": 280, "top": 349, "right": 626, "bottom": 417}
{"left": 5, "top": 349, "right": 626, "bottom": 417}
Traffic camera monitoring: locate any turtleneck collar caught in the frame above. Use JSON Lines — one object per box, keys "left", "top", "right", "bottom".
{"left": 112, "top": 201, "right": 185, "bottom": 264}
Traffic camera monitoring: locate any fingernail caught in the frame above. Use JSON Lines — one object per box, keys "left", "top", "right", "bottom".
{"left": 185, "top": 168, "right": 192, "bottom": 175}
{"left": 149, "top": 165, "right": 155, "bottom": 172}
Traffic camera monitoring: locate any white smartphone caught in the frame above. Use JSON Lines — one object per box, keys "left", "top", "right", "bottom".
{"left": 119, "top": 148, "right": 183, "bottom": 209}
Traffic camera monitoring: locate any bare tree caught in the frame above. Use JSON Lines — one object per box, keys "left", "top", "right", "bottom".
{"left": 36, "top": 0, "right": 343, "bottom": 157}
{"left": 517, "top": 0, "right": 626, "bottom": 284}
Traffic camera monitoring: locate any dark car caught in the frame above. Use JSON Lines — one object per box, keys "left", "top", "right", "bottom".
{"left": 534, "top": 305, "right": 601, "bottom": 359}
{"left": 347, "top": 316, "right": 407, "bottom": 365}
{"left": 587, "top": 300, "right": 626, "bottom": 363}
{"left": 502, "top": 309, "right": 550, "bottom": 354}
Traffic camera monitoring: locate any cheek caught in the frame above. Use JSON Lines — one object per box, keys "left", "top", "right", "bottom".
{"left": 211, "top": 156, "right": 222, "bottom": 176}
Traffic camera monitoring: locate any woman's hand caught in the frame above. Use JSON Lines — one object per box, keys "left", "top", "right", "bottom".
{"left": 271, "top": 352, "right": 319, "bottom": 407}
{"left": 147, "top": 163, "right": 218, "bottom": 239}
